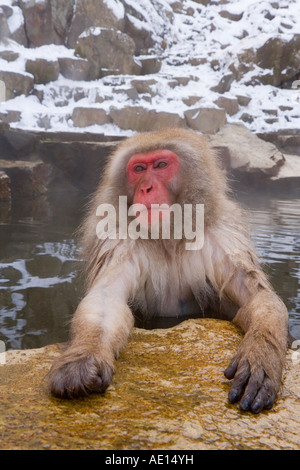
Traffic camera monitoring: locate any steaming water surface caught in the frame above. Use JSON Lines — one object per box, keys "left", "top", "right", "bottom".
{"left": 0, "top": 187, "right": 299, "bottom": 350}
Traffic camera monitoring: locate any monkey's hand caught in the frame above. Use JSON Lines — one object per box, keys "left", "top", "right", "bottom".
{"left": 48, "top": 350, "right": 114, "bottom": 399}
{"left": 224, "top": 331, "right": 284, "bottom": 414}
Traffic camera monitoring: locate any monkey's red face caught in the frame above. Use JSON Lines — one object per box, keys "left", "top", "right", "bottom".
{"left": 126, "top": 150, "right": 179, "bottom": 209}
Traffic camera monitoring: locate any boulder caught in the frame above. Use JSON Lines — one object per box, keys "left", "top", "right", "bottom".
{"left": 123, "top": 0, "right": 174, "bottom": 54}
{"left": 139, "top": 56, "right": 162, "bottom": 75}
{"left": 50, "top": 0, "right": 75, "bottom": 43}
{"left": 67, "top": 0, "right": 125, "bottom": 48}
{"left": 19, "top": 0, "right": 61, "bottom": 46}
{"left": 25, "top": 59, "right": 60, "bottom": 84}
{"left": 7, "top": 4, "right": 27, "bottom": 46}
{"left": 0, "top": 128, "right": 40, "bottom": 160}
{"left": 271, "top": 153, "right": 300, "bottom": 183}
{"left": 0, "top": 50, "right": 19, "bottom": 62}
{"left": 0, "top": 319, "right": 299, "bottom": 450}
{"left": 0, "top": 7, "right": 10, "bottom": 41}
{"left": 230, "top": 35, "right": 300, "bottom": 86}
{"left": 58, "top": 57, "right": 90, "bottom": 81}
{"left": 0, "top": 110, "right": 21, "bottom": 124}
{"left": 0, "top": 79, "right": 5, "bottom": 101}
{"left": 75, "top": 27, "right": 141, "bottom": 79}
{"left": 124, "top": 13, "right": 155, "bottom": 55}
{"left": 214, "top": 96, "right": 239, "bottom": 116}
{"left": 265, "top": 134, "right": 300, "bottom": 156}
{"left": 0, "top": 4, "right": 13, "bottom": 17}
{"left": 0, "top": 170, "right": 10, "bottom": 200}
{"left": 257, "top": 35, "right": 300, "bottom": 86}
{"left": 0, "top": 71, "right": 34, "bottom": 100}
{"left": 219, "top": 10, "right": 243, "bottom": 21}
{"left": 0, "top": 160, "right": 52, "bottom": 197}
{"left": 112, "top": 87, "right": 139, "bottom": 101}
{"left": 210, "top": 73, "right": 234, "bottom": 93}
{"left": 183, "top": 96, "right": 202, "bottom": 107}
{"left": 184, "top": 107, "right": 227, "bottom": 133}
{"left": 130, "top": 79, "right": 157, "bottom": 95}
{"left": 208, "top": 123, "right": 286, "bottom": 177}
{"left": 0, "top": 200, "right": 10, "bottom": 223}
{"left": 71, "top": 107, "right": 110, "bottom": 128}
{"left": 110, "top": 106, "right": 186, "bottom": 132}
{"left": 39, "top": 140, "right": 118, "bottom": 191}
{"left": 236, "top": 95, "right": 252, "bottom": 106}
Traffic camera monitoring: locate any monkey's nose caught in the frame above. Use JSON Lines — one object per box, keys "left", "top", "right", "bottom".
{"left": 140, "top": 184, "right": 152, "bottom": 194}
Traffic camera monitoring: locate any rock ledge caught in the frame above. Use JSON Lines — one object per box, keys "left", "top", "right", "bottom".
{"left": 0, "top": 319, "right": 299, "bottom": 450}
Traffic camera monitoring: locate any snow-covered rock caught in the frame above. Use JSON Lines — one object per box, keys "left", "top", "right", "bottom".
{"left": 75, "top": 26, "right": 141, "bottom": 78}
{"left": 208, "top": 123, "right": 286, "bottom": 176}
{"left": 0, "top": 0, "right": 299, "bottom": 136}
{"left": 0, "top": 70, "right": 34, "bottom": 99}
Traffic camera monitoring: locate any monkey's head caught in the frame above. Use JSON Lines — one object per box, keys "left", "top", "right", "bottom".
{"left": 126, "top": 149, "right": 180, "bottom": 210}
{"left": 99, "top": 128, "right": 228, "bottom": 229}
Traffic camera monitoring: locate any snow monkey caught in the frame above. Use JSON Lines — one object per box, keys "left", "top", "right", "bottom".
{"left": 48, "top": 128, "right": 288, "bottom": 414}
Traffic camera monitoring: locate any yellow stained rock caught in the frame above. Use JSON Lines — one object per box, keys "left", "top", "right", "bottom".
{"left": 0, "top": 319, "right": 299, "bottom": 450}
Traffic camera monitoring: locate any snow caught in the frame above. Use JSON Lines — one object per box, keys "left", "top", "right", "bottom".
{"left": 7, "top": 6, "right": 24, "bottom": 34}
{"left": 103, "top": 0, "right": 125, "bottom": 20}
{"left": 0, "top": 0, "right": 300, "bottom": 136}
{"left": 79, "top": 27, "right": 104, "bottom": 39}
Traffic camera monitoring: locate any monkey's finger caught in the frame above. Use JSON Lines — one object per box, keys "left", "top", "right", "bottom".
{"left": 224, "top": 355, "right": 240, "bottom": 380}
{"left": 227, "top": 360, "right": 250, "bottom": 404}
{"left": 239, "top": 368, "right": 264, "bottom": 411}
{"left": 250, "top": 377, "right": 277, "bottom": 414}
{"left": 94, "top": 363, "right": 114, "bottom": 393}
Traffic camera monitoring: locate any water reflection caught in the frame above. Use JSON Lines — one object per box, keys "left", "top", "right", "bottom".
{"left": 239, "top": 190, "right": 300, "bottom": 340}
{"left": 0, "top": 186, "right": 299, "bottom": 350}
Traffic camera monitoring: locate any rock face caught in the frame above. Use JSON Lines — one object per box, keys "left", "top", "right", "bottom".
{"left": 208, "top": 123, "right": 286, "bottom": 177}
{"left": 184, "top": 107, "right": 227, "bottom": 134}
{"left": 25, "top": 59, "right": 60, "bottom": 84}
{"left": 1, "top": 1, "right": 300, "bottom": 135}
{"left": 58, "top": 57, "right": 90, "bottom": 81}
{"left": 71, "top": 107, "right": 110, "bottom": 128}
{"left": 0, "top": 319, "right": 299, "bottom": 450}
{"left": 230, "top": 35, "right": 300, "bottom": 86}
{"left": 0, "top": 71, "right": 34, "bottom": 100}
{"left": 75, "top": 27, "right": 141, "bottom": 79}
{"left": 214, "top": 96, "right": 239, "bottom": 116}
{"left": 0, "top": 7, "right": 10, "bottom": 41}
{"left": 19, "top": 0, "right": 61, "bottom": 47}
{"left": 39, "top": 140, "right": 118, "bottom": 190}
{"left": 0, "top": 170, "right": 10, "bottom": 200}
{"left": 0, "top": 160, "right": 52, "bottom": 197}
{"left": 67, "top": 0, "right": 124, "bottom": 48}
{"left": 110, "top": 106, "right": 186, "bottom": 132}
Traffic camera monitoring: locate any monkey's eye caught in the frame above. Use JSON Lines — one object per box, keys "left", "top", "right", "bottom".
{"left": 135, "top": 165, "right": 146, "bottom": 172}
{"left": 156, "top": 161, "right": 168, "bottom": 169}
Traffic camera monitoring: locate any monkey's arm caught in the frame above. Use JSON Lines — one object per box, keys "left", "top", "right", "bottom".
{"left": 222, "top": 267, "right": 289, "bottom": 413}
{"left": 48, "top": 253, "right": 136, "bottom": 399}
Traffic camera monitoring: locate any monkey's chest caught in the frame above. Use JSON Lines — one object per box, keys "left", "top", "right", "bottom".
{"left": 137, "top": 272, "right": 204, "bottom": 318}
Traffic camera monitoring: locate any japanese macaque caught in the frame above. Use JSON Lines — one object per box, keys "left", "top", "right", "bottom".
{"left": 48, "top": 128, "right": 288, "bottom": 414}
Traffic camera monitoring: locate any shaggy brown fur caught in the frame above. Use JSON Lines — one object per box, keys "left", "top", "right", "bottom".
{"left": 48, "top": 128, "right": 288, "bottom": 413}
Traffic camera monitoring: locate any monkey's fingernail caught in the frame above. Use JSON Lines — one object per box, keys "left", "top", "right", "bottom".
{"left": 265, "top": 399, "right": 273, "bottom": 410}
{"left": 239, "top": 397, "right": 251, "bottom": 411}
{"left": 224, "top": 365, "right": 236, "bottom": 380}
{"left": 228, "top": 389, "right": 240, "bottom": 403}
{"left": 251, "top": 399, "right": 263, "bottom": 414}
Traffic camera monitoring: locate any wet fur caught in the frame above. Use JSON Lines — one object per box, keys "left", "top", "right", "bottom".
{"left": 48, "top": 128, "right": 288, "bottom": 412}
